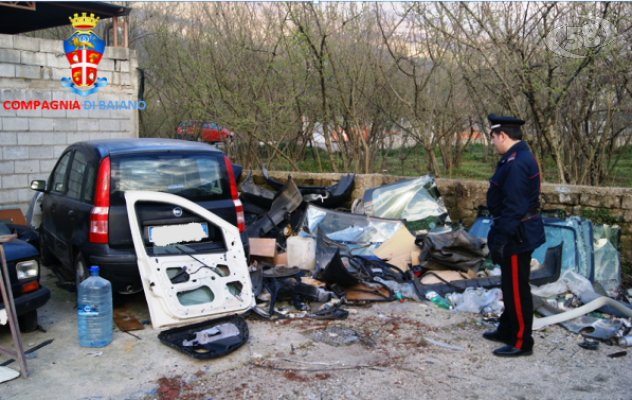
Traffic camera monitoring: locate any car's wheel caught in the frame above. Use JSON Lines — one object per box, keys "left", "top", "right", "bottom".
{"left": 39, "top": 231, "right": 57, "bottom": 266}
{"left": 18, "top": 310, "right": 38, "bottom": 333}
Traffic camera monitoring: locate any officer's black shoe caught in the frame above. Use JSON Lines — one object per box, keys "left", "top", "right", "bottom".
{"left": 482, "top": 330, "right": 508, "bottom": 343}
{"left": 492, "top": 345, "right": 533, "bottom": 357}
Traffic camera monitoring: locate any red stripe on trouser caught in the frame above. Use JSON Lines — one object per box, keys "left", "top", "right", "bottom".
{"left": 511, "top": 254, "right": 525, "bottom": 349}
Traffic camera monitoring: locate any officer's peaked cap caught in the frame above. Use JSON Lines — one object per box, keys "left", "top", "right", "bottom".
{"left": 488, "top": 114, "right": 525, "bottom": 130}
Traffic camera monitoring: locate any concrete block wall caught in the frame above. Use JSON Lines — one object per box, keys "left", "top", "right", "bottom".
{"left": 248, "top": 170, "right": 632, "bottom": 265}
{"left": 0, "top": 34, "right": 139, "bottom": 221}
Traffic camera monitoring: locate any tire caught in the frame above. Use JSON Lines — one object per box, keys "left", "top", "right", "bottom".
{"left": 18, "top": 310, "right": 38, "bottom": 333}
{"left": 39, "top": 231, "right": 57, "bottom": 266}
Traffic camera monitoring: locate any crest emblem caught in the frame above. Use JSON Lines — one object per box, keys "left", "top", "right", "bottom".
{"left": 61, "top": 13, "right": 108, "bottom": 96}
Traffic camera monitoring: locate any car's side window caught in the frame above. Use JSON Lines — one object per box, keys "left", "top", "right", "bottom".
{"left": 202, "top": 123, "right": 209, "bottom": 129}
{"left": 187, "top": 121, "right": 194, "bottom": 127}
{"left": 51, "top": 151, "right": 72, "bottom": 194}
{"left": 67, "top": 151, "right": 88, "bottom": 200}
{"left": 83, "top": 164, "right": 96, "bottom": 203}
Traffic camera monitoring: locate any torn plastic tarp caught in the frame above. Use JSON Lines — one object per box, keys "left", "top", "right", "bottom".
{"left": 245, "top": 176, "right": 303, "bottom": 238}
{"left": 298, "top": 204, "right": 405, "bottom": 255}
{"left": 158, "top": 316, "right": 249, "bottom": 359}
{"left": 354, "top": 176, "right": 451, "bottom": 232}
{"left": 262, "top": 164, "right": 355, "bottom": 208}
{"left": 533, "top": 296, "right": 622, "bottom": 340}
{"left": 417, "top": 229, "right": 489, "bottom": 273}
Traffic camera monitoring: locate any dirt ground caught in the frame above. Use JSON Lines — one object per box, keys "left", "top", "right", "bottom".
{"left": 1, "top": 266, "right": 632, "bottom": 400}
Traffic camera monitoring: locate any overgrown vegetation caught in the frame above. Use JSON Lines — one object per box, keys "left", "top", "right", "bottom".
{"left": 29, "top": 2, "right": 632, "bottom": 187}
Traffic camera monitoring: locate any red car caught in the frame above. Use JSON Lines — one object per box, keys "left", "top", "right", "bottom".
{"left": 176, "top": 121, "right": 234, "bottom": 143}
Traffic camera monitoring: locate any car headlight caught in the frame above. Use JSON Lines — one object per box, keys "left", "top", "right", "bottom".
{"left": 16, "top": 260, "right": 39, "bottom": 280}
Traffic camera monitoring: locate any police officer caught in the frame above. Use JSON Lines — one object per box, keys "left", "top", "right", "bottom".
{"left": 483, "top": 114, "right": 546, "bottom": 357}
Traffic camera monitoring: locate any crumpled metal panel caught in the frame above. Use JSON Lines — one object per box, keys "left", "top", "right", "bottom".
{"left": 298, "top": 204, "right": 404, "bottom": 255}
{"left": 358, "top": 176, "right": 451, "bottom": 232}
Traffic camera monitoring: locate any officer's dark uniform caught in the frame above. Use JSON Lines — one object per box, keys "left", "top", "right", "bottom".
{"left": 486, "top": 115, "right": 545, "bottom": 355}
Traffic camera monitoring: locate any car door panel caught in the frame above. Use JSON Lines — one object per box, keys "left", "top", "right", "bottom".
{"left": 47, "top": 150, "right": 73, "bottom": 266}
{"left": 125, "top": 191, "right": 254, "bottom": 331}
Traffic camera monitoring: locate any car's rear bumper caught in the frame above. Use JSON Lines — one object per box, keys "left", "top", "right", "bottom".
{"left": 0, "top": 285, "right": 50, "bottom": 316}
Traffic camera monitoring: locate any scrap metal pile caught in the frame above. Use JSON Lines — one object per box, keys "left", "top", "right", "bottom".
{"left": 138, "top": 167, "right": 630, "bottom": 360}
{"left": 238, "top": 169, "right": 632, "bottom": 353}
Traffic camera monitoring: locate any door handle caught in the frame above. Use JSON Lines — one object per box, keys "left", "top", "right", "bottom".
{"left": 68, "top": 210, "right": 74, "bottom": 218}
{"left": 51, "top": 204, "right": 56, "bottom": 213}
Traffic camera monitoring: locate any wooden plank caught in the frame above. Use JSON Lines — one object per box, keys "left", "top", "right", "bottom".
{"left": 113, "top": 306, "right": 145, "bottom": 332}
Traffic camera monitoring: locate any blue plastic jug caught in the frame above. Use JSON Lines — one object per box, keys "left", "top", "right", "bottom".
{"left": 77, "top": 266, "right": 112, "bottom": 348}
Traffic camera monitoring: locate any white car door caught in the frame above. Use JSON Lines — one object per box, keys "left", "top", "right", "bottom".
{"left": 125, "top": 191, "right": 254, "bottom": 330}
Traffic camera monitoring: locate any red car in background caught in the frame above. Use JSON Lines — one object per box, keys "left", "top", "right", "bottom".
{"left": 176, "top": 121, "right": 234, "bottom": 143}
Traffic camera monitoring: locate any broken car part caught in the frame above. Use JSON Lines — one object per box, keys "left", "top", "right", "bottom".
{"left": 245, "top": 177, "right": 303, "bottom": 238}
{"left": 125, "top": 191, "right": 254, "bottom": 331}
{"left": 417, "top": 229, "right": 489, "bottom": 273}
{"left": 239, "top": 171, "right": 277, "bottom": 210}
{"left": 262, "top": 164, "right": 355, "bottom": 209}
{"left": 418, "top": 243, "right": 563, "bottom": 296}
{"left": 533, "top": 296, "right": 622, "bottom": 340}
{"left": 158, "top": 315, "right": 248, "bottom": 359}
{"left": 299, "top": 204, "right": 404, "bottom": 256}
{"left": 354, "top": 175, "right": 451, "bottom": 232}
{"left": 532, "top": 294, "right": 632, "bottom": 330}
{"left": 578, "top": 339, "right": 599, "bottom": 350}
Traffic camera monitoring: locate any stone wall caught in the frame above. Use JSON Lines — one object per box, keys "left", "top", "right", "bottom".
{"left": 246, "top": 170, "right": 632, "bottom": 264}
{"left": 0, "top": 34, "right": 139, "bottom": 220}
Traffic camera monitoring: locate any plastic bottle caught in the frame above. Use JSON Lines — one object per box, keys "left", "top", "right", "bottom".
{"left": 77, "top": 266, "right": 113, "bottom": 348}
{"left": 425, "top": 291, "right": 452, "bottom": 310}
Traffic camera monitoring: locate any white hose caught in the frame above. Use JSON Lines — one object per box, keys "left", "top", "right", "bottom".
{"left": 533, "top": 296, "right": 632, "bottom": 330}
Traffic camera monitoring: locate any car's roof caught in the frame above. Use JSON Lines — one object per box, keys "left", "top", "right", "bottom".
{"left": 73, "top": 138, "right": 224, "bottom": 158}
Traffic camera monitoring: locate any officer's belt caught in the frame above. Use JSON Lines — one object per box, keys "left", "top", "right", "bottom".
{"left": 490, "top": 210, "right": 539, "bottom": 222}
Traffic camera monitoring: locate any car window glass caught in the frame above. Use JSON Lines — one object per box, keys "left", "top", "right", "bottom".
{"left": 209, "top": 122, "right": 218, "bottom": 130}
{"left": 109, "top": 153, "right": 230, "bottom": 206}
{"left": 203, "top": 123, "right": 209, "bottom": 129}
{"left": 67, "top": 152, "right": 88, "bottom": 200}
{"left": 187, "top": 121, "right": 194, "bottom": 127}
{"left": 83, "top": 164, "right": 96, "bottom": 203}
{"left": 52, "top": 152, "right": 72, "bottom": 193}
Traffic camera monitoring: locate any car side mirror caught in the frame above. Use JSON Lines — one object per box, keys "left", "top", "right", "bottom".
{"left": 30, "top": 180, "right": 47, "bottom": 192}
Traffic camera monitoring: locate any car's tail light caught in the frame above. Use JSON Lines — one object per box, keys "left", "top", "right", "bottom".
{"left": 90, "top": 157, "right": 110, "bottom": 243}
{"left": 22, "top": 280, "right": 39, "bottom": 294}
{"left": 224, "top": 155, "right": 245, "bottom": 232}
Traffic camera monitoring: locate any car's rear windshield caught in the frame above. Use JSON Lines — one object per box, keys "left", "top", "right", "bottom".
{"left": 109, "top": 152, "right": 230, "bottom": 206}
